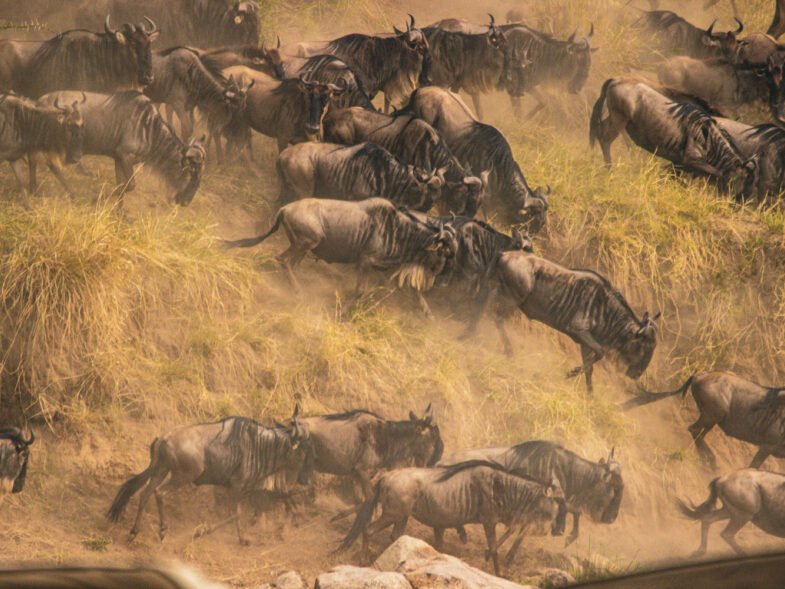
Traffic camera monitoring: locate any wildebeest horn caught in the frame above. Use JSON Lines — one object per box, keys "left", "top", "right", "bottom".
{"left": 79, "top": 91, "right": 87, "bottom": 104}
{"left": 292, "top": 402, "right": 300, "bottom": 418}
{"left": 734, "top": 17, "right": 744, "bottom": 34}
{"left": 706, "top": 19, "right": 717, "bottom": 37}
{"left": 104, "top": 14, "right": 116, "bottom": 35}
{"left": 488, "top": 13, "right": 496, "bottom": 26}
{"left": 142, "top": 16, "right": 158, "bottom": 35}
{"left": 567, "top": 29, "right": 577, "bottom": 43}
{"left": 409, "top": 13, "right": 416, "bottom": 28}
{"left": 609, "top": 447, "right": 615, "bottom": 460}
{"left": 22, "top": 428, "right": 34, "bottom": 446}
{"left": 277, "top": 35, "right": 281, "bottom": 49}
{"left": 587, "top": 22, "right": 594, "bottom": 39}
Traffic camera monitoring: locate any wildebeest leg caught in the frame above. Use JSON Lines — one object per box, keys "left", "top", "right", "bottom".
{"left": 9, "top": 159, "right": 28, "bottom": 195}
{"left": 566, "top": 334, "right": 604, "bottom": 393}
{"left": 719, "top": 513, "right": 751, "bottom": 555}
{"left": 688, "top": 418, "right": 718, "bottom": 470}
{"left": 433, "top": 527, "right": 445, "bottom": 551}
{"left": 27, "top": 154, "right": 39, "bottom": 194}
{"left": 390, "top": 517, "right": 408, "bottom": 542}
{"left": 114, "top": 157, "right": 136, "bottom": 193}
{"left": 384, "top": 94, "right": 391, "bottom": 115}
{"left": 414, "top": 290, "right": 433, "bottom": 318}
{"left": 47, "top": 162, "right": 75, "bottom": 198}
{"left": 482, "top": 522, "right": 501, "bottom": 577}
{"left": 692, "top": 507, "right": 729, "bottom": 557}
{"left": 525, "top": 88, "right": 547, "bottom": 119}
{"left": 362, "top": 512, "right": 402, "bottom": 562}
{"left": 457, "top": 525, "right": 468, "bottom": 543}
{"left": 128, "top": 468, "right": 168, "bottom": 541}
{"left": 276, "top": 243, "right": 310, "bottom": 290}
{"left": 493, "top": 295, "right": 518, "bottom": 357}
{"left": 229, "top": 490, "right": 250, "bottom": 546}
{"left": 510, "top": 95, "right": 523, "bottom": 119}
{"left": 471, "top": 93, "right": 484, "bottom": 121}
{"left": 174, "top": 107, "right": 193, "bottom": 141}
{"left": 75, "top": 162, "right": 95, "bottom": 178}
{"left": 749, "top": 447, "right": 771, "bottom": 469}
{"left": 566, "top": 508, "right": 580, "bottom": 546}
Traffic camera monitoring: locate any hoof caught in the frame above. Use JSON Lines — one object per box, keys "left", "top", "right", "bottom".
{"left": 159, "top": 526, "right": 168, "bottom": 542}
{"left": 565, "top": 368, "right": 581, "bottom": 379}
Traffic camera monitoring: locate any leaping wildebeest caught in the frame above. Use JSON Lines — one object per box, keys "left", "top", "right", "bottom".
{"left": 589, "top": 77, "right": 755, "bottom": 198}
{"left": 679, "top": 469, "right": 785, "bottom": 556}
{"left": 299, "top": 405, "right": 443, "bottom": 500}
{"left": 0, "top": 427, "right": 34, "bottom": 498}
{"left": 287, "top": 14, "right": 430, "bottom": 113}
{"left": 404, "top": 86, "right": 550, "bottom": 232}
{"left": 276, "top": 142, "right": 459, "bottom": 213}
{"left": 12, "top": 16, "right": 159, "bottom": 98}
{"left": 106, "top": 408, "right": 314, "bottom": 545}
{"left": 337, "top": 460, "right": 567, "bottom": 576}
{"left": 492, "top": 250, "right": 659, "bottom": 393}
{"left": 32, "top": 91, "right": 205, "bottom": 205}
{"left": 626, "top": 371, "right": 785, "bottom": 470}
{"left": 442, "top": 441, "right": 623, "bottom": 550}
{"left": 222, "top": 198, "right": 457, "bottom": 316}
{"left": 0, "top": 93, "right": 85, "bottom": 194}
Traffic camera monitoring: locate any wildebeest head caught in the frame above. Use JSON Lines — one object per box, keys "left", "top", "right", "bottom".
{"left": 521, "top": 185, "right": 550, "bottom": 234}
{"left": 765, "top": 53, "right": 785, "bottom": 124}
{"left": 510, "top": 226, "right": 534, "bottom": 252}
{"left": 53, "top": 92, "right": 87, "bottom": 164}
{"left": 0, "top": 428, "right": 34, "bottom": 496}
{"left": 260, "top": 37, "right": 286, "bottom": 80}
{"left": 487, "top": 14, "right": 508, "bottom": 52}
{"left": 565, "top": 24, "right": 595, "bottom": 94}
{"left": 224, "top": 2, "right": 260, "bottom": 45}
{"left": 406, "top": 404, "right": 444, "bottom": 466}
{"left": 105, "top": 16, "right": 159, "bottom": 87}
{"left": 593, "top": 448, "right": 624, "bottom": 524}
{"left": 298, "top": 77, "right": 347, "bottom": 140}
{"left": 223, "top": 75, "right": 254, "bottom": 112}
{"left": 285, "top": 404, "right": 315, "bottom": 486}
{"left": 173, "top": 137, "right": 206, "bottom": 206}
{"left": 620, "top": 311, "right": 659, "bottom": 379}
{"left": 394, "top": 14, "right": 430, "bottom": 56}
{"left": 503, "top": 46, "right": 533, "bottom": 98}
{"left": 702, "top": 18, "right": 744, "bottom": 61}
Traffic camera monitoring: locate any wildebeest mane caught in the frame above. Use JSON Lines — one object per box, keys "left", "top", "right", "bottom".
{"left": 322, "top": 409, "right": 384, "bottom": 421}
{"left": 437, "top": 459, "right": 549, "bottom": 485}
{"left": 568, "top": 268, "right": 641, "bottom": 324}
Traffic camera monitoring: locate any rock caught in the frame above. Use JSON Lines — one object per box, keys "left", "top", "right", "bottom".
{"left": 315, "top": 565, "right": 412, "bottom": 589}
{"left": 374, "top": 535, "right": 537, "bottom": 589}
{"left": 373, "top": 536, "right": 440, "bottom": 572}
{"left": 257, "top": 571, "right": 306, "bottom": 589}
{"left": 521, "top": 568, "right": 575, "bottom": 588}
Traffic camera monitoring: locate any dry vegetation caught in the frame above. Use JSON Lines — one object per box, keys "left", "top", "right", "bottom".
{"left": 2, "top": 0, "right": 785, "bottom": 586}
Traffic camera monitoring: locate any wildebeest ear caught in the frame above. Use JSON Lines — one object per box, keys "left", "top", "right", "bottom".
{"left": 292, "top": 403, "right": 300, "bottom": 418}
{"left": 115, "top": 32, "right": 126, "bottom": 45}
{"left": 651, "top": 312, "right": 661, "bottom": 322}
{"left": 598, "top": 457, "right": 606, "bottom": 465}
{"left": 409, "top": 410, "right": 418, "bottom": 421}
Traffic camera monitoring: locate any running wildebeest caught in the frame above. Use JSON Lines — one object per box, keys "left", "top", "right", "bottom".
{"left": 321, "top": 107, "right": 488, "bottom": 216}
{"left": 32, "top": 91, "right": 205, "bottom": 204}
{"left": 0, "top": 427, "right": 34, "bottom": 498}
{"left": 106, "top": 0, "right": 259, "bottom": 48}
{"left": 145, "top": 46, "right": 247, "bottom": 141}
{"left": 13, "top": 16, "right": 159, "bottom": 98}
{"left": 657, "top": 55, "right": 785, "bottom": 121}
{"left": 501, "top": 22, "right": 595, "bottom": 118}
{"left": 590, "top": 77, "right": 755, "bottom": 198}
{"left": 288, "top": 14, "right": 430, "bottom": 113}
{"left": 625, "top": 371, "right": 785, "bottom": 470}
{"left": 0, "top": 93, "right": 85, "bottom": 194}
{"left": 222, "top": 198, "right": 458, "bottom": 316}
{"left": 637, "top": 11, "right": 740, "bottom": 61}
{"left": 678, "top": 468, "right": 785, "bottom": 556}
{"left": 404, "top": 86, "right": 550, "bottom": 232}
{"left": 337, "top": 460, "right": 567, "bottom": 576}
{"left": 423, "top": 14, "right": 510, "bottom": 120}
{"left": 276, "top": 142, "right": 459, "bottom": 213}
{"left": 299, "top": 405, "right": 443, "bottom": 500}
{"left": 220, "top": 66, "right": 347, "bottom": 152}
{"left": 492, "top": 250, "right": 659, "bottom": 393}
{"left": 442, "top": 442, "right": 623, "bottom": 549}
{"left": 106, "top": 407, "right": 314, "bottom": 545}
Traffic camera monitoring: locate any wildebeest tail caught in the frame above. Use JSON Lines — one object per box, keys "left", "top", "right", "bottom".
{"left": 621, "top": 374, "right": 695, "bottom": 410}
{"left": 334, "top": 483, "right": 381, "bottom": 553}
{"left": 106, "top": 438, "right": 160, "bottom": 522}
{"left": 221, "top": 211, "right": 283, "bottom": 249}
{"left": 676, "top": 478, "right": 719, "bottom": 520}
{"left": 590, "top": 79, "right": 613, "bottom": 149}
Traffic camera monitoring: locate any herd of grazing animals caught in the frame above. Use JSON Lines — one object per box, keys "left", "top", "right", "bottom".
{"left": 4, "top": 0, "right": 785, "bottom": 578}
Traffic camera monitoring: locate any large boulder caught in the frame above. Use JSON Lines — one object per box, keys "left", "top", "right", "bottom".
{"left": 315, "top": 565, "right": 412, "bottom": 589}
{"left": 374, "top": 536, "right": 538, "bottom": 589}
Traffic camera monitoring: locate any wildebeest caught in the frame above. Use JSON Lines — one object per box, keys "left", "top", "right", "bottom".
{"left": 220, "top": 66, "right": 346, "bottom": 152}
{"left": 299, "top": 405, "right": 442, "bottom": 500}
{"left": 423, "top": 14, "right": 510, "bottom": 120}
{"left": 32, "top": 91, "right": 205, "bottom": 204}
{"left": 13, "top": 16, "right": 159, "bottom": 98}
{"left": 657, "top": 56, "right": 785, "bottom": 121}
{"left": 590, "top": 77, "right": 754, "bottom": 197}
{"left": 404, "top": 86, "right": 550, "bottom": 232}
{"left": 492, "top": 250, "right": 659, "bottom": 392}
{"left": 637, "top": 11, "right": 740, "bottom": 60}
{"left": 106, "top": 0, "right": 259, "bottom": 48}
{"left": 222, "top": 198, "right": 457, "bottom": 316}
{"left": 288, "top": 14, "right": 430, "bottom": 112}
{"left": 145, "top": 46, "right": 246, "bottom": 141}
{"left": 678, "top": 469, "right": 785, "bottom": 556}
{"left": 199, "top": 42, "right": 286, "bottom": 81}
{"left": 337, "top": 460, "right": 567, "bottom": 575}
{"left": 0, "top": 93, "right": 85, "bottom": 194}
{"left": 281, "top": 54, "right": 375, "bottom": 110}
{"left": 106, "top": 408, "right": 313, "bottom": 545}
{"left": 276, "top": 142, "right": 460, "bottom": 213}
{"left": 321, "top": 106, "right": 487, "bottom": 216}
{"left": 442, "top": 442, "right": 623, "bottom": 548}
{"left": 501, "top": 23, "right": 595, "bottom": 118}
{"left": 0, "top": 427, "right": 34, "bottom": 498}
{"left": 626, "top": 371, "right": 785, "bottom": 470}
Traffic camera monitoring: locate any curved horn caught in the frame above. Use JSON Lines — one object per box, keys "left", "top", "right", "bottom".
{"left": 609, "top": 447, "right": 615, "bottom": 460}
{"left": 22, "top": 428, "right": 34, "bottom": 446}
{"left": 54, "top": 96, "right": 62, "bottom": 110}
{"left": 276, "top": 35, "right": 281, "bottom": 49}
{"left": 734, "top": 17, "right": 744, "bottom": 35}
{"left": 142, "top": 16, "right": 158, "bottom": 35}
{"left": 567, "top": 28, "right": 577, "bottom": 43}
{"left": 706, "top": 19, "right": 717, "bottom": 37}
{"left": 409, "top": 13, "right": 416, "bottom": 28}
{"left": 104, "top": 14, "right": 116, "bottom": 35}
{"left": 488, "top": 13, "right": 496, "bottom": 26}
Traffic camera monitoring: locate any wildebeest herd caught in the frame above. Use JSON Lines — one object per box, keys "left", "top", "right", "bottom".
{"left": 4, "top": 0, "right": 785, "bottom": 577}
